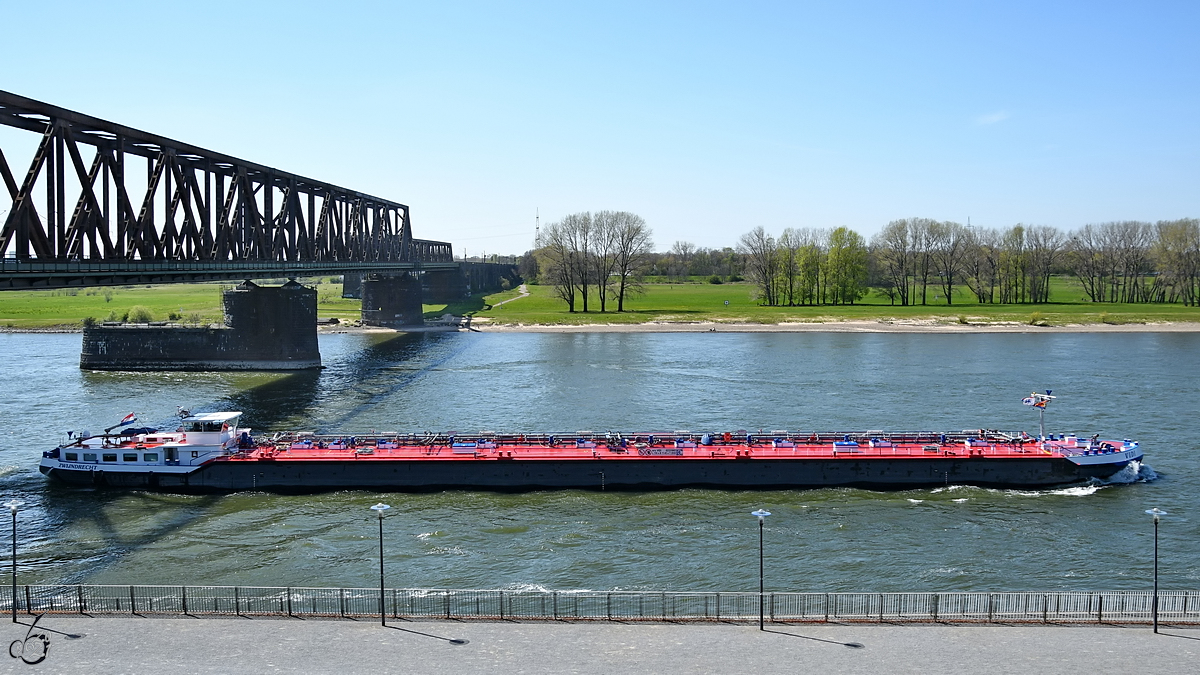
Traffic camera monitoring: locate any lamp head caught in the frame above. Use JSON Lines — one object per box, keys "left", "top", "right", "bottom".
{"left": 3, "top": 500, "right": 23, "bottom": 514}
{"left": 751, "top": 509, "right": 771, "bottom": 521}
{"left": 1145, "top": 507, "right": 1167, "bottom": 522}
{"left": 370, "top": 503, "right": 391, "bottom": 519}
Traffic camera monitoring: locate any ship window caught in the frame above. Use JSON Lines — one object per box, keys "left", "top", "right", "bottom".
{"left": 64, "top": 452, "right": 78, "bottom": 461}
{"left": 191, "top": 451, "right": 199, "bottom": 458}
{"left": 143, "top": 453, "right": 159, "bottom": 462}
{"left": 102, "top": 453, "right": 118, "bottom": 462}
{"left": 83, "top": 453, "right": 97, "bottom": 462}
{"left": 123, "top": 453, "right": 138, "bottom": 462}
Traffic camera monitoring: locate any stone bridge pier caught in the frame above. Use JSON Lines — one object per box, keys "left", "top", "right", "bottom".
{"left": 360, "top": 273, "right": 425, "bottom": 327}
{"left": 80, "top": 281, "right": 320, "bottom": 370}
{"left": 350, "top": 263, "right": 519, "bottom": 327}
{"left": 77, "top": 262, "right": 521, "bottom": 371}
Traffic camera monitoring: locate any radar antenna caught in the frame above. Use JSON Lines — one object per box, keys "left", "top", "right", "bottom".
{"left": 1021, "top": 390, "right": 1056, "bottom": 440}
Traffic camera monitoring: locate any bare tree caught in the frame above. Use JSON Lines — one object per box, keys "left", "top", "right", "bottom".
{"left": 535, "top": 220, "right": 579, "bottom": 311}
{"left": 1025, "top": 225, "right": 1065, "bottom": 303}
{"left": 590, "top": 211, "right": 624, "bottom": 311}
{"left": 1152, "top": 219, "right": 1200, "bottom": 305}
{"left": 1067, "top": 224, "right": 1107, "bottom": 302}
{"left": 908, "top": 218, "right": 939, "bottom": 305}
{"left": 738, "top": 227, "right": 778, "bottom": 306}
{"left": 930, "top": 221, "right": 967, "bottom": 305}
{"left": 670, "top": 241, "right": 697, "bottom": 280}
{"left": 610, "top": 212, "right": 654, "bottom": 311}
{"left": 873, "top": 219, "right": 913, "bottom": 305}
{"left": 962, "top": 227, "right": 1000, "bottom": 303}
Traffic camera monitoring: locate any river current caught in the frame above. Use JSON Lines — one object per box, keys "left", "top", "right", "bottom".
{"left": 0, "top": 330, "right": 1196, "bottom": 593}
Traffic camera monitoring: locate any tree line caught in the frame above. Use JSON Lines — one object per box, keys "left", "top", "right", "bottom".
{"left": 526, "top": 214, "right": 1200, "bottom": 310}
{"left": 739, "top": 218, "right": 1200, "bottom": 307}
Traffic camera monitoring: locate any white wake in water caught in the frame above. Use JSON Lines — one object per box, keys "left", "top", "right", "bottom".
{"left": 1101, "top": 459, "right": 1157, "bottom": 485}
{"left": 929, "top": 485, "right": 970, "bottom": 494}
{"left": 1001, "top": 460, "right": 1157, "bottom": 497}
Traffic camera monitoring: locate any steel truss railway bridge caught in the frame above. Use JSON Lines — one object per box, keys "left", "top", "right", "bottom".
{"left": 0, "top": 90, "right": 455, "bottom": 290}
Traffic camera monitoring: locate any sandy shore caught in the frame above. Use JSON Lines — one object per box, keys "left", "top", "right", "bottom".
{"left": 10, "top": 320, "right": 1200, "bottom": 335}
{"left": 465, "top": 319, "right": 1200, "bottom": 334}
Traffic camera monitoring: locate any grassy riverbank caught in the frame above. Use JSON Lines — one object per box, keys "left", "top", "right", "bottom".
{"left": 0, "top": 279, "right": 477, "bottom": 329}
{"left": 1, "top": 277, "right": 1197, "bottom": 329}
{"left": 473, "top": 280, "right": 1200, "bottom": 326}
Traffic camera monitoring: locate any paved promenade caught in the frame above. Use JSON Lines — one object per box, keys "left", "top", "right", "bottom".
{"left": 0, "top": 616, "right": 1195, "bottom": 674}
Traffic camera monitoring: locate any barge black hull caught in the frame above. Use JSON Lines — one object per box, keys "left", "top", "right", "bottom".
{"left": 41, "top": 456, "right": 1134, "bottom": 493}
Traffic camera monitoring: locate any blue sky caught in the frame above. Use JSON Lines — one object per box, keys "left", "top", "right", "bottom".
{"left": 2, "top": 1, "right": 1196, "bottom": 254}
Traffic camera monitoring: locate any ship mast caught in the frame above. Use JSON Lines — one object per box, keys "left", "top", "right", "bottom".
{"left": 1022, "top": 390, "right": 1056, "bottom": 439}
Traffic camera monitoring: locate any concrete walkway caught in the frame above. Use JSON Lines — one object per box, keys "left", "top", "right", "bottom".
{"left": 1, "top": 616, "right": 1195, "bottom": 674}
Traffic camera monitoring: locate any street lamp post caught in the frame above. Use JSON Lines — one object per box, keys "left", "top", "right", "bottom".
{"left": 1146, "top": 508, "right": 1167, "bottom": 633}
{"left": 370, "top": 503, "right": 392, "bottom": 627}
{"left": 752, "top": 509, "right": 771, "bottom": 631}
{"left": 4, "top": 500, "right": 23, "bottom": 623}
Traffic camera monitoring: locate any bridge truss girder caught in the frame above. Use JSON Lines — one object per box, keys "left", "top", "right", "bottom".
{"left": 0, "top": 90, "right": 452, "bottom": 287}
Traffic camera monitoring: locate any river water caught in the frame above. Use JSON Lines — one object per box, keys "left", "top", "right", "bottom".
{"left": 0, "top": 330, "right": 1196, "bottom": 593}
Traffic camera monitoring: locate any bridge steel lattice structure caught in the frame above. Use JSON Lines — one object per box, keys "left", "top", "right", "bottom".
{"left": 0, "top": 90, "right": 454, "bottom": 289}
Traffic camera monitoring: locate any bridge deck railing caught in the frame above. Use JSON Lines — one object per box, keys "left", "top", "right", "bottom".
{"left": 8, "top": 586, "right": 1199, "bottom": 624}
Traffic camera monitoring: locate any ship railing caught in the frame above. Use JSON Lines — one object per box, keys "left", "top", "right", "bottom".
{"left": 259, "top": 430, "right": 1042, "bottom": 449}
{"left": 6, "top": 586, "right": 1198, "bottom": 624}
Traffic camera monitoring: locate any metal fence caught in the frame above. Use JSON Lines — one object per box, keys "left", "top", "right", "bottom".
{"left": 5, "top": 586, "right": 1199, "bottom": 624}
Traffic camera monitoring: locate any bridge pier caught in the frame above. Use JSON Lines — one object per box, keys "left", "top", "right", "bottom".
{"left": 80, "top": 281, "right": 321, "bottom": 370}
{"left": 422, "top": 269, "right": 468, "bottom": 303}
{"left": 341, "top": 273, "right": 364, "bottom": 299}
{"left": 361, "top": 273, "right": 425, "bottom": 328}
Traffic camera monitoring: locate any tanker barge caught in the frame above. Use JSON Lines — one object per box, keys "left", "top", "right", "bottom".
{"left": 40, "top": 409, "right": 1143, "bottom": 493}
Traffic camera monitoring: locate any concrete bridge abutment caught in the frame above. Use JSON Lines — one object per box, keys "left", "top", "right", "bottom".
{"left": 360, "top": 273, "right": 425, "bottom": 328}
{"left": 422, "top": 269, "right": 468, "bottom": 304}
{"left": 80, "top": 280, "right": 321, "bottom": 370}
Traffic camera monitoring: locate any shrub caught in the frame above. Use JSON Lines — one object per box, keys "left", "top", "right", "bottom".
{"left": 103, "top": 310, "right": 120, "bottom": 323}
{"left": 1028, "top": 311, "right": 1048, "bottom": 326}
{"left": 956, "top": 315, "right": 969, "bottom": 325}
{"left": 127, "top": 306, "right": 154, "bottom": 323}
{"left": 82, "top": 316, "right": 97, "bottom": 327}
{"left": 707, "top": 275, "right": 723, "bottom": 284}
{"left": 102, "top": 289, "right": 114, "bottom": 302}
{"left": 167, "top": 312, "right": 182, "bottom": 321}
{"left": 728, "top": 274, "right": 744, "bottom": 283}
{"left": 500, "top": 278, "right": 512, "bottom": 291}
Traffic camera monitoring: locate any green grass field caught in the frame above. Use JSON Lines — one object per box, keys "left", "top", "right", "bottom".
{"left": 0, "top": 279, "right": 490, "bottom": 329}
{"left": 1, "top": 276, "right": 1196, "bottom": 329}
{"left": 474, "top": 277, "right": 1200, "bottom": 326}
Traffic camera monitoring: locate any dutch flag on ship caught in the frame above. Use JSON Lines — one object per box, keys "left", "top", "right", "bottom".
{"left": 118, "top": 412, "right": 137, "bottom": 426}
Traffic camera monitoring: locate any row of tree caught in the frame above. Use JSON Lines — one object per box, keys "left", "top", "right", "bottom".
{"left": 526, "top": 215, "right": 1200, "bottom": 310}
{"left": 739, "top": 218, "right": 1200, "bottom": 307}
{"left": 534, "top": 211, "right": 653, "bottom": 312}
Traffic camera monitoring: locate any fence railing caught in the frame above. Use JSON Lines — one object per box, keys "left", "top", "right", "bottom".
{"left": 6, "top": 586, "right": 1199, "bottom": 624}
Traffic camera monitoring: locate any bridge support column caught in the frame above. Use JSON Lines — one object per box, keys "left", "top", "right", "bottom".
{"left": 361, "top": 273, "right": 425, "bottom": 327}
{"left": 341, "top": 273, "right": 364, "bottom": 299}
{"left": 80, "top": 281, "right": 321, "bottom": 370}
{"left": 461, "top": 262, "right": 521, "bottom": 294}
{"left": 423, "top": 269, "right": 467, "bottom": 304}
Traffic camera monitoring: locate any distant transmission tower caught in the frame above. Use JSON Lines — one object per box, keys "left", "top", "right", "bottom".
{"left": 534, "top": 208, "right": 540, "bottom": 248}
